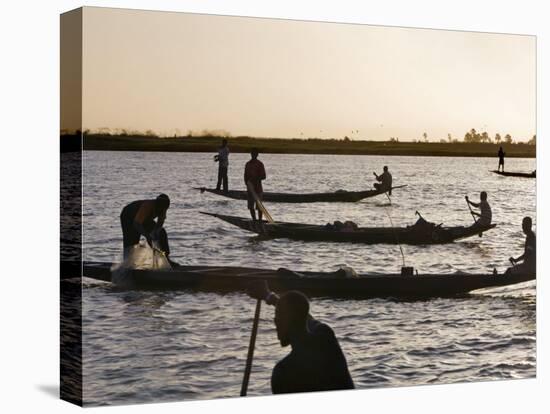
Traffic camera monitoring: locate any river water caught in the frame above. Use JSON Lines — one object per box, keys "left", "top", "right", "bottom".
{"left": 78, "top": 151, "right": 536, "bottom": 406}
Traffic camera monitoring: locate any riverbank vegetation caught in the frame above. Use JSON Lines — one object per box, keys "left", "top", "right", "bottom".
{"left": 60, "top": 128, "right": 536, "bottom": 157}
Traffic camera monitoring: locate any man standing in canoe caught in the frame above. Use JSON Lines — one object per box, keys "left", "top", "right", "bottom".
{"left": 373, "top": 165, "right": 392, "bottom": 194}
{"left": 244, "top": 148, "right": 266, "bottom": 223}
{"left": 248, "top": 282, "right": 354, "bottom": 394}
{"left": 465, "top": 191, "right": 492, "bottom": 227}
{"left": 120, "top": 193, "right": 179, "bottom": 267}
{"left": 506, "top": 216, "right": 536, "bottom": 274}
{"left": 498, "top": 146, "right": 505, "bottom": 172}
{"left": 214, "top": 138, "right": 230, "bottom": 192}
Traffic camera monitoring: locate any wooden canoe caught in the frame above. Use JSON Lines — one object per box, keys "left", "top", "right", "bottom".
{"left": 61, "top": 261, "right": 535, "bottom": 299}
{"left": 491, "top": 170, "right": 536, "bottom": 178}
{"left": 202, "top": 212, "right": 497, "bottom": 245}
{"left": 194, "top": 185, "right": 406, "bottom": 203}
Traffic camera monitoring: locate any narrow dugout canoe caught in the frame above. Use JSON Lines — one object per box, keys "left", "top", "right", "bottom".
{"left": 491, "top": 170, "right": 536, "bottom": 178}
{"left": 202, "top": 212, "right": 497, "bottom": 245}
{"left": 194, "top": 185, "right": 407, "bottom": 203}
{"left": 61, "top": 261, "right": 534, "bottom": 299}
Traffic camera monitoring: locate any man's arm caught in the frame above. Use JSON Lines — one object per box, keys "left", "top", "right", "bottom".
{"left": 133, "top": 202, "right": 154, "bottom": 241}
{"left": 510, "top": 253, "right": 524, "bottom": 264}
{"left": 244, "top": 164, "right": 250, "bottom": 185}
{"left": 155, "top": 210, "right": 166, "bottom": 231}
{"left": 260, "top": 163, "right": 266, "bottom": 181}
{"left": 512, "top": 244, "right": 534, "bottom": 264}
{"left": 248, "top": 280, "right": 280, "bottom": 306}
{"left": 247, "top": 281, "right": 317, "bottom": 324}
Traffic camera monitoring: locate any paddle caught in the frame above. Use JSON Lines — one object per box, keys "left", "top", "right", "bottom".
{"left": 246, "top": 181, "right": 274, "bottom": 223}
{"left": 240, "top": 298, "right": 262, "bottom": 396}
{"left": 465, "top": 196, "right": 483, "bottom": 237}
{"left": 465, "top": 196, "right": 477, "bottom": 224}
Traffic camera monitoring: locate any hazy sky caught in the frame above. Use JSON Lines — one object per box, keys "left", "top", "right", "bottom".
{"left": 75, "top": 7, "right": 535, "bottom": 141}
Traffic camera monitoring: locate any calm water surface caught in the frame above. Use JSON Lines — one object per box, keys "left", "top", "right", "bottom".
{"left": 80, "top": 151, "right": 536, "bottom": 406}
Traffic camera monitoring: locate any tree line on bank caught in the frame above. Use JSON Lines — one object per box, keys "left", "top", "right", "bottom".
{"left": 62, "top": 127, "right": 536, "bottom": 146}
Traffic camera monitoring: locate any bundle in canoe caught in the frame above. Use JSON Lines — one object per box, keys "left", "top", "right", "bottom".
{"left": 194, "top": 185, "right": 407, "bottom": 203}
{"left": 201, "top": 212, "right": 497, "bottom": 245}
{"left": 62, "top": 261, "right": 534, "bottom": 299}
{"left": 491, "top": 170, "right": 536, "bottom": 178}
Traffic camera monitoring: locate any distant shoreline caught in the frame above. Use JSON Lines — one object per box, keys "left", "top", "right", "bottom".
{"left": 63, "top": 134, "right": 536, "bottom": 158}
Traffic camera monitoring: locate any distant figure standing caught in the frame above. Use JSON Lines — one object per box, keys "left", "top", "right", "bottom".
{"left": 244, "top": 148, "right": 266, "bottom": 222}
{"left": 373, "top": 166, "right": 393, "bottom": 194}
{"left": 214, "top": 139, "right": 229, "bottom": 192}
{"left": 506, "top": 216, "right": 536, "bottom": 274}
{"left": 498, "top": 146, "right": 505, "bottom": 172}
{"left": 247, "top": 281, "right": 355, "bottom": 394}
{"left": 466, "top": 191, "right": 492, "bottom": 227}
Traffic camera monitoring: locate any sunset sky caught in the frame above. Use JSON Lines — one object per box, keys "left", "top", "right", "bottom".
{"left": 67, "top": 7, "right": 535, "bottom": 142}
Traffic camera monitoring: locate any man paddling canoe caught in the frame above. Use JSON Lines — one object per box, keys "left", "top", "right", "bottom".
{"left": 466, "top": 191, "right": 492, "bottom": 227}
{"left": 248, "top": 281, "right": 354, "bottom": 394}
{"left": 120, "top": 194, "right": 178, "bottom": 267}
{"left": 373, "top": 165, "right": 392, "bottom": 194}
{"left": 506, "top": 216, "right": 536, "bottom": 274}
{"left": 244, "top": 148, "right": 266, "bottom": 223}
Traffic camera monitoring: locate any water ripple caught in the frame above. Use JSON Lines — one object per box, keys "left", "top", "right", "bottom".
{"left": 79, "top": 152, "right": 536, "bottom": 405}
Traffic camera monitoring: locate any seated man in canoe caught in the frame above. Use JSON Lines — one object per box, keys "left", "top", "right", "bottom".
{"left": 373, "top": 165, "right": 392, "bottom": 194}
{"left": 465, "top": 191, "right": 492, "bottom": 228}
{"left": 244, "top": 148, "right": 266, "bottom": 224}
{"left": 506, "top": 216, "right": 536, "bottom": 275}
{"left": 248, "top": 281, "right": 354, "bottom": 394}
{"left": 324, "top": 220, "right": 359, "bottom": 232}
{"left": 120, "top": 193, "right": 179, "bottom": 267}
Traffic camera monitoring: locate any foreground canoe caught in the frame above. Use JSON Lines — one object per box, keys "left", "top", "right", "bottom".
{"left": 202, "top": 212, "right": 497, "bottom": 245}
{"left": 194, "top": 185, "right": 406, "bottom": 203}
{"left": 491, "top": 170, "right": 536, "bottom": 178}
{"left": 62, "top": 261, "right": 535, "bottom": 298}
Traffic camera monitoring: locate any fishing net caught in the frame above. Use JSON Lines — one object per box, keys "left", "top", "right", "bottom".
{"left": 111, "top": 242, "right": 171, "bottom": 286}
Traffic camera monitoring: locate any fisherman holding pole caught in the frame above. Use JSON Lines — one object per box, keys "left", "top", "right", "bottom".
{"left": 244, "top": 148, "right": 266, "bottom": 224}
{"left": 242, "top": 281, "right": 354, "bottom": 395}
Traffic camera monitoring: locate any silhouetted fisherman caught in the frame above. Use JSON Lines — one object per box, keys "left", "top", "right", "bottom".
{"left": 214, "top": 138, "right": 230, "bottom": 192}
{"left": 373, "top": 165, "right": 392, "bottom": 194}
{"left": 506, "top": 216, "right": 536, "bottom": 274}
{"left": 244, "top": 148, "right": 266, "bottom": 223}
{"left": 466, "top": 191, "right": 492, "bottom": 227}
{"left": 498, "top": 146, "right": 505, "bottom": 172}
{"left": 248, "top": 281, "right": 354, "bottom": 394}
{"left": 120, "top": 194, "right": 179, "bottom": 267}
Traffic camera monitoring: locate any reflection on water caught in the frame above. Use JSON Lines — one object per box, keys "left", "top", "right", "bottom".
{"left": 80, "top": 151, "right": 535, "bottom": 406}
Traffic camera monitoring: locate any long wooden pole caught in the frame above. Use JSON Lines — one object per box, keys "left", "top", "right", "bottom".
{"left": 240, "top": 299, "right": 262, "bottom": 396}
{"left": 247, "top": 181, "right": 274, "bottom": 223}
